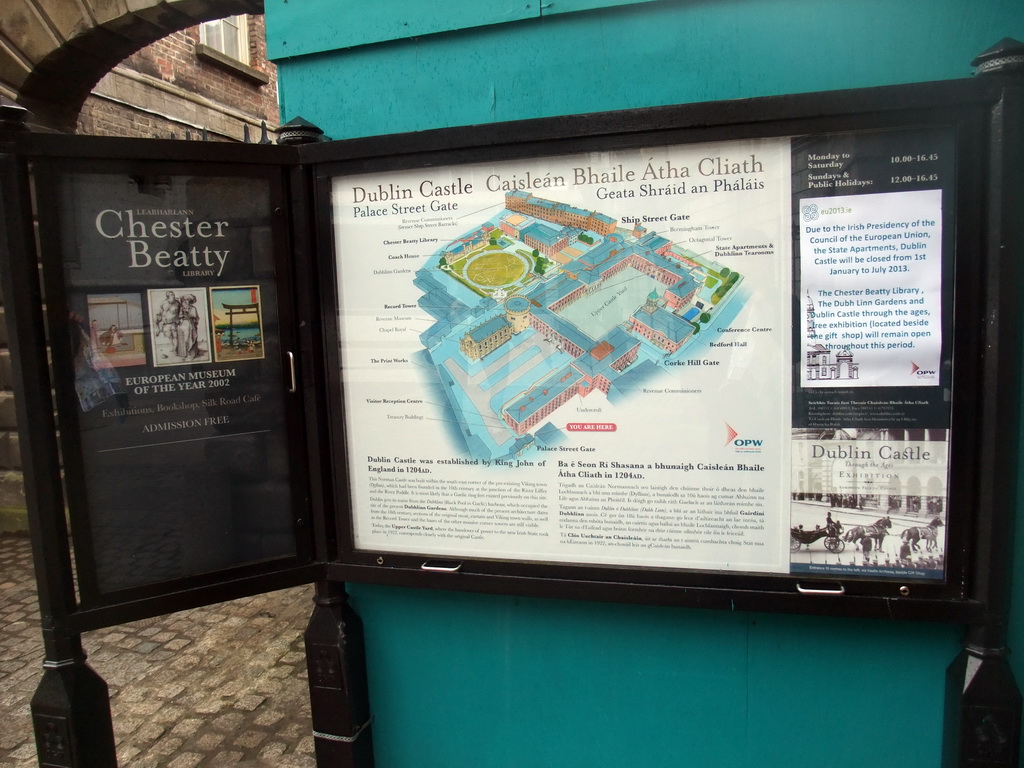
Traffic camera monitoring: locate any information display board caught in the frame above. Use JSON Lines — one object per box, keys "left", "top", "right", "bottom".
{"left": 4, "top": 75, "right": 1013, "bottom": 623}
{"left": 3, "top": 70, "right": 1020, "bottom": 768}
{"left": 34, "top": 160, "right": 310, "bottom": 603}
{"left": 322, "top": 105, "right": 975, "bottom": 601}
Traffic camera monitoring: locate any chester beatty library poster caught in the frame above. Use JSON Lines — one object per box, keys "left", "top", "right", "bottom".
{"left": 49, "top": 170, "right": 295, "bottom": 595}
{"left": 333, "top": 126, "right": 955, "bottom": 583}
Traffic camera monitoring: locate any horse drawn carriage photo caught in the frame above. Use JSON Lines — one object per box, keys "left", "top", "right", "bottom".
{"left": 789, "top": 501, "right": 947, "bottom": 571}
{"left": 790, "top": 521, "right": 845, "bottom": 553}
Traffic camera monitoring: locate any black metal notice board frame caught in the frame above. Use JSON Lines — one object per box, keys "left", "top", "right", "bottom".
{"left": 0, "top": 72, "right": 1020, "bottom": 634}
{"left": 311, "top": 75, "right": 1016, "bottom": 624}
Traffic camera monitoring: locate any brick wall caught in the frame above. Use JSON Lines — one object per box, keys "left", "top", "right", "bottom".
{"left": 76, "top": 15, "right": 279, "bottom": 141}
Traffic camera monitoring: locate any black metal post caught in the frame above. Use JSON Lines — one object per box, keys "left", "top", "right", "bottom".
{"left": 305, "top": 581, "right": 375, "bottom": 767}
{"left": 944, "top": 645, "right": 1021, "bottom": 767}
{"left": 31, "top": 632, "right": 118, "bottom": 768}
{"left": 0, "top": 102, "right": 119, "bottom": 768}
{"left": 283, "top": 114, "right": 369, "bottom": 764}
{"left": 277, "top": 116, "right": 326, "bottom": 146}
{"left": 943, "top": 39, "right": 1024, "bottom": 768}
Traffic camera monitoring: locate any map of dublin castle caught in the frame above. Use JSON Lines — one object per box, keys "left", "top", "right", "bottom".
{"left": 415, "top": 191, "right": 744, "bottom": 461}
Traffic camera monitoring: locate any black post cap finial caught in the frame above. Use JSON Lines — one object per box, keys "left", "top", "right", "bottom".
{"left": 972, "top": 38, "right": 1024, "bottom": 75}
{"left": 276, "top": 116, "right": 325, "bottom": 146}
{"left": 0, "top": 97, "right": 30, "bottom": 133}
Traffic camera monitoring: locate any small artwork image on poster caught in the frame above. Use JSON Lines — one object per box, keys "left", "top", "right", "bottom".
{"left": 210, "top": 286, "right": 265, "bottom": 363}
{"left": 147, "top": 288, "right": 213, "bottom": 366}
{"left": 86, "top": 293, "right": 147, "bottom": 367}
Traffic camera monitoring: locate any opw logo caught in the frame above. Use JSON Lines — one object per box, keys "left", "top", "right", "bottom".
{"left": 911, "top": 361, "right": 937, "bottom": 378}
{"left": 725, "top": 423, "right": 763, "bottom": 452}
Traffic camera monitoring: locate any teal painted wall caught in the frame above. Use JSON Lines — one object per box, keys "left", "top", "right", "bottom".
{"left": 268, "top": 0, "right": 1024, "bottom": 141}
{"left": 266, "top": 2, "right": 1024, "bottom": 765}
{"left": 349, "top": 587, "right": 961, "bottom": 767}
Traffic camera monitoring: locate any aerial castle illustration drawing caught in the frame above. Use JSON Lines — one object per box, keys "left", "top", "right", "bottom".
{"left": 413, "top": 191, "right": 744, "bottom": 460}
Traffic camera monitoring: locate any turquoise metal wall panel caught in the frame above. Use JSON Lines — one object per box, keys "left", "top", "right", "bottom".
{"left": 271, "top": 0, "right": 1024, "bottom": 142}
{"left": 264, "top": 0, "right": 534, "bottom": 59}
{"left": 351, "top": 586, "right": 754, "bottom": 768}
{"left": 744, "top": 614, "right": 961, "bottom": 767}
{"left": 268, "top": 0, "right": 1024, "bottom": 765}
{"left": 264, "top": 0, "right": 664, "bottom": 60}
{"left": 544, "top": 0, "right": 660, "bottom": 15}
{"left": 349, "top": 584, "right": 964, "bottom": 767}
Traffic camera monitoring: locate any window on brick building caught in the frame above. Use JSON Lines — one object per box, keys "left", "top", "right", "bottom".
{"left": 200, "top": 15, "right": 249, "bottom": 64}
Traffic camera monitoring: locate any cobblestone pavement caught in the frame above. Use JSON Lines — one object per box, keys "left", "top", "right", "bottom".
{"left": 0, "top": 533, "right": 317, "bottom": 768}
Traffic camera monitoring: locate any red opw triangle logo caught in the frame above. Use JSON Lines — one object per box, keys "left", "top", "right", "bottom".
{"left": 911, "top": 362, "right": 920, "bottom": 375}
{"left": 724, "top": 423, "right": 738, "bottom": 447}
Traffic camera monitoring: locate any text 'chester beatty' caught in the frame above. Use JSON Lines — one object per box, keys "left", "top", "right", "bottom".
{"left": 95, "top": 209, "right": 231, "bottom": 277}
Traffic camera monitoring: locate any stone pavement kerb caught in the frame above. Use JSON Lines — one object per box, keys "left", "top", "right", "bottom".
{"left": 0, "top": 533, "right": 317, "bottom": 768}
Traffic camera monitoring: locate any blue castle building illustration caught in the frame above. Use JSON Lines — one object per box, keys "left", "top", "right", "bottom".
{"left": 415, "top": 191, "right": 743, "bottom": 458}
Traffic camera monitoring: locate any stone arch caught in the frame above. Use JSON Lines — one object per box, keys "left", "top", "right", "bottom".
{"left": 2, "top": 0, "right": 263, "bottom": 132}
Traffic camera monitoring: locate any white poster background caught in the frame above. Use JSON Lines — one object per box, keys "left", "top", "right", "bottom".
{"left": 799, "top": 190, "right": 943, "bottom": 388}
{"left": 333, "top": 137, "right": 793, "bottom": 574}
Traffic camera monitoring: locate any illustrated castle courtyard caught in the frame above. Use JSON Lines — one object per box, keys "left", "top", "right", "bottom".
{"left": 418, "top": 191, "right": 742, "bottom": 456}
